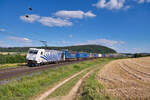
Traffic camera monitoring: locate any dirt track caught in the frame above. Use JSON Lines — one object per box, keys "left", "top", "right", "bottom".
{"left": 35, "top": 67, "right": 91, "bottom": 100}
{"left": 48, "top": 68, "right": 97, "bottom": 100}
{"left": 97, "top": 57, "right": 150, "bottom": 100}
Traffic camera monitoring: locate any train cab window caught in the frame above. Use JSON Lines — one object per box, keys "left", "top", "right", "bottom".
{"left": 29, "top": 50, "right": 38, "bottom": 54}
{"left": 41, "top": 52, "right": 43, "bottom": 55}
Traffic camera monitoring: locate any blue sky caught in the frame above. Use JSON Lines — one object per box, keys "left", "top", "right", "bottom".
{"left": 0, "top": 0, "right": 150, "bottom": 53}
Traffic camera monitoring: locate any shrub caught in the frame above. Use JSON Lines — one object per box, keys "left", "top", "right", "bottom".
{"left": 0, "top": 54, "right": 25, "bottom": 64}
{"left": 73, "top": 65, "right": 80, "bottom": 69}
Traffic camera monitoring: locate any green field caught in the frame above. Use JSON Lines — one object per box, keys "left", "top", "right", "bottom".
{"left": 77, "top": 60, "right": 117, "bottom": 100}
{"left": 47, "top": 58, "right": 113, "bottom": 99}
{"left": 0, "top": 58, "right": 114, "bottom": 100}
{"left": 0, "top": 52, "right": 26, "bottom": 55}
{"left": 47, "top": 66, "right": 93, "bottom": 99}
{"left": 0, "top": 63, "right": 25, "bottom": 69}
{"left": 0, "top": 54, "right": 25, "bottom": 65}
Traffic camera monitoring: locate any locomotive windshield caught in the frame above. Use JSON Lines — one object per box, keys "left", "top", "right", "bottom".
{"left": 29, "top": 50, "right": 38, "bottom": 54}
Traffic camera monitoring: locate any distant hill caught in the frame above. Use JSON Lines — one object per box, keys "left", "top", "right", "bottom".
{"left": 0, "top": 45, "right": 117, "bottom": 54}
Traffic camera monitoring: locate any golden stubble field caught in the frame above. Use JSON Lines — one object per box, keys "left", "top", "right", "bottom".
{"left": 97, "top": 57, "right": 150, "bottom": 100}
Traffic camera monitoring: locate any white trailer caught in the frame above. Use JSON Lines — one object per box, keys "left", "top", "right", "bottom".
{"left": 98, "top": 54, "right": 102, "bottom": 57}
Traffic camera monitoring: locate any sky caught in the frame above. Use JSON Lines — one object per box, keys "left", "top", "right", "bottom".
{"left": 0, "top": 0, "right": 150, "bottom": 53}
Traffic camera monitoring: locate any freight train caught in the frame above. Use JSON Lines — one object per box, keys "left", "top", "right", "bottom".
{"left": 26, "top": 48, "right": 133, "bottom": 67}
{"left": 26, "top": 48, "right": 102, "bottom": 67}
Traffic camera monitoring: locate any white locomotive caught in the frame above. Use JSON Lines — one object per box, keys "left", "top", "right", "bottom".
{"left": 26, "top": 48, "right": 65, "bottom": 66}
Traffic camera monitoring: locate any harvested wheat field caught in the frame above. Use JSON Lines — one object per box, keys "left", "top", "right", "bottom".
{"left": 97, "top": 57, "right": 150, "bottom": 100}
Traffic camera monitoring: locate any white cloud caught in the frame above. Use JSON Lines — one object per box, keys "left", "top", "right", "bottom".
{"left": 8, "top": 36, "right": 32, "bottom": 43}
{"left": 20, "top": 14, "right": 40, "bottom": 23}
{"left": 38, "top": 17, "right": 72, "bottom": 27}
{"left": 20, "top": 10, "right": 96, "bottom": 27}
{"left": 138, "top": 0, "right": 145, "bottom": 3}
{"left": 50, "top": 40, "right": 75, "bottom": 46}
{"left": 84, "top": 11, "right": 96, "bottom": 17}
{"left": 93, "top": 0, "right": 125, "bottom": 10}
{"left": 69, "top": 34, "right": 73, "bottom": 38}
{"left": 20, "top": 14, "right": 72, "bottom": 27}
{"left": 0, "top": 41, "right": 8, "bottom": 47}
{"left": 123, "top": 5, "right": 131, "bottom": 10}
{"left": 55, "top": 10, "right": 96, "bottom": 19}
{"left": 116, "top": 46, "right": 148, "bottom": 53}
{"left": 93, "top": 0, "right": 150, "bottom": 10}
{"left": 138, "top": 0, "right": 150, "bottom": 3}
{"left": 55, "top": 10, "right": 84, "bottom": 19}
{"left": 76, "top": 38, "right": 125, "bottom": 47}
{"left": 0, "top": 28, "right": 5, "bottom": 32}
{"left": 61, "top": 40, "right": 71, "bottom": 44}
{"left": 75, "top": 38, "right": 127, "bottom": 52}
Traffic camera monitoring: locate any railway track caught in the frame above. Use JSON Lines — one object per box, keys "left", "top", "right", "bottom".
{"left": 0, "top": 59, "right": 93, "bottom": 80}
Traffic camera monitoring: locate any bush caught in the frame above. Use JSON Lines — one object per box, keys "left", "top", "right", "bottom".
{"left": 73, "top": 65, "right": 80, "bottom": 69}
{"left": 0, "top": 54, "right": 25, "bottom": 64}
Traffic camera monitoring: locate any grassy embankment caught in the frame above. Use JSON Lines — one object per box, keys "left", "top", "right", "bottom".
{"left": 47, "top": 66, "right": 93, "bottom": 98}
{"left": 0, "top": 58, "right": 113, "bottom": 100}
{"left": 0, "top": 63, "right": 26, "bottom": 69}
{"left": 0, "top": 52, "right": 26, "bottom": 55}
{"left": 0, "top": 54, "right": 26, "bottom": 69}
{"left": 47, "top": 58, "right": 113, "bottom": 99}
{"left": 77, "top": 61, "right": 117, "bottom": 100}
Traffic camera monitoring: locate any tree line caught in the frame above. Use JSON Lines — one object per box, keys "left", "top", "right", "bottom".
{"left": 0, "top": 54, "right": 25, "bottom": 64}
{"left": 0, "top": 45, "right": 117, "bottom": 54}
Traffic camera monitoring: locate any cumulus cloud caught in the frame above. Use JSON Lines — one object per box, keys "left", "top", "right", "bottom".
{"left": 138, "top": 0, "right": 145, "bottom": 3}
{"left": 8, "top": 36, "right": 32, "bottom": 43}
{"left": 84, "top": 11, "right": 96, "bottom": 17}
{"left": 76, "top": 38, "right": 125, "bottom": 48}
{"left": 93, "top": 0, "right": 126, "bottom": 10}
{"left": 93, "top": 0, "right": 150, "bottom": 10}
{"left": 123, "top": 5, "right": 131, "bottom": 10}
{"left": 55, "top": 10, "right": 84, "bottom": 19}
{"left": 38, "top": 17, "right": 72, "bottom": 27}
{"left": 20, "top": 10, "right": 96, "bottom": 27}
{"left": 50, "top": 40, "right": 75, "bottom": 46}
{"left": 0, "top": 28, "right": 5, "bottom": 32}
{"left": 0, "top": 41, "right": 8, "bottom": 47}
{"left": 55, "top": 10, "right": 96, "bottom": 19}
{"left": 20, "top": 14, "right": 40, "bottom": 23}
{"left": 20, "top": 14, "right": 72, "bottom": 27}
{"left": 0, "top": 41, "right": 11, "bottom": 47}
{"left": 68, "top": 34, "right": 73, "bottom": 38}
{"left": 138, "top": 0, "right": 150, "bottom": 3}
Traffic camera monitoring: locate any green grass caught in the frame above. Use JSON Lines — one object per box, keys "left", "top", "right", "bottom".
{"left": 48, "top": 71, "right": 87, "bottom": 98}
{"left": 0, "top": 52, "right": 26, "bottom": 55}
{"left": 0, "top": 54, "right": 25, "bottom": 64}
{"left": 0, "top": 63, "right": 25, "bottom": 69}
{"left": 77, "top": 59, "right": 117, "bottom": 100}
{"left": 46, "top": 59, "right": 113, "bottom": 99}
{"left": 47, "top": 67, "right": 93, "bottom": 99}
{"left": 0, "top": 58, "right": 111, "bottom": 100}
